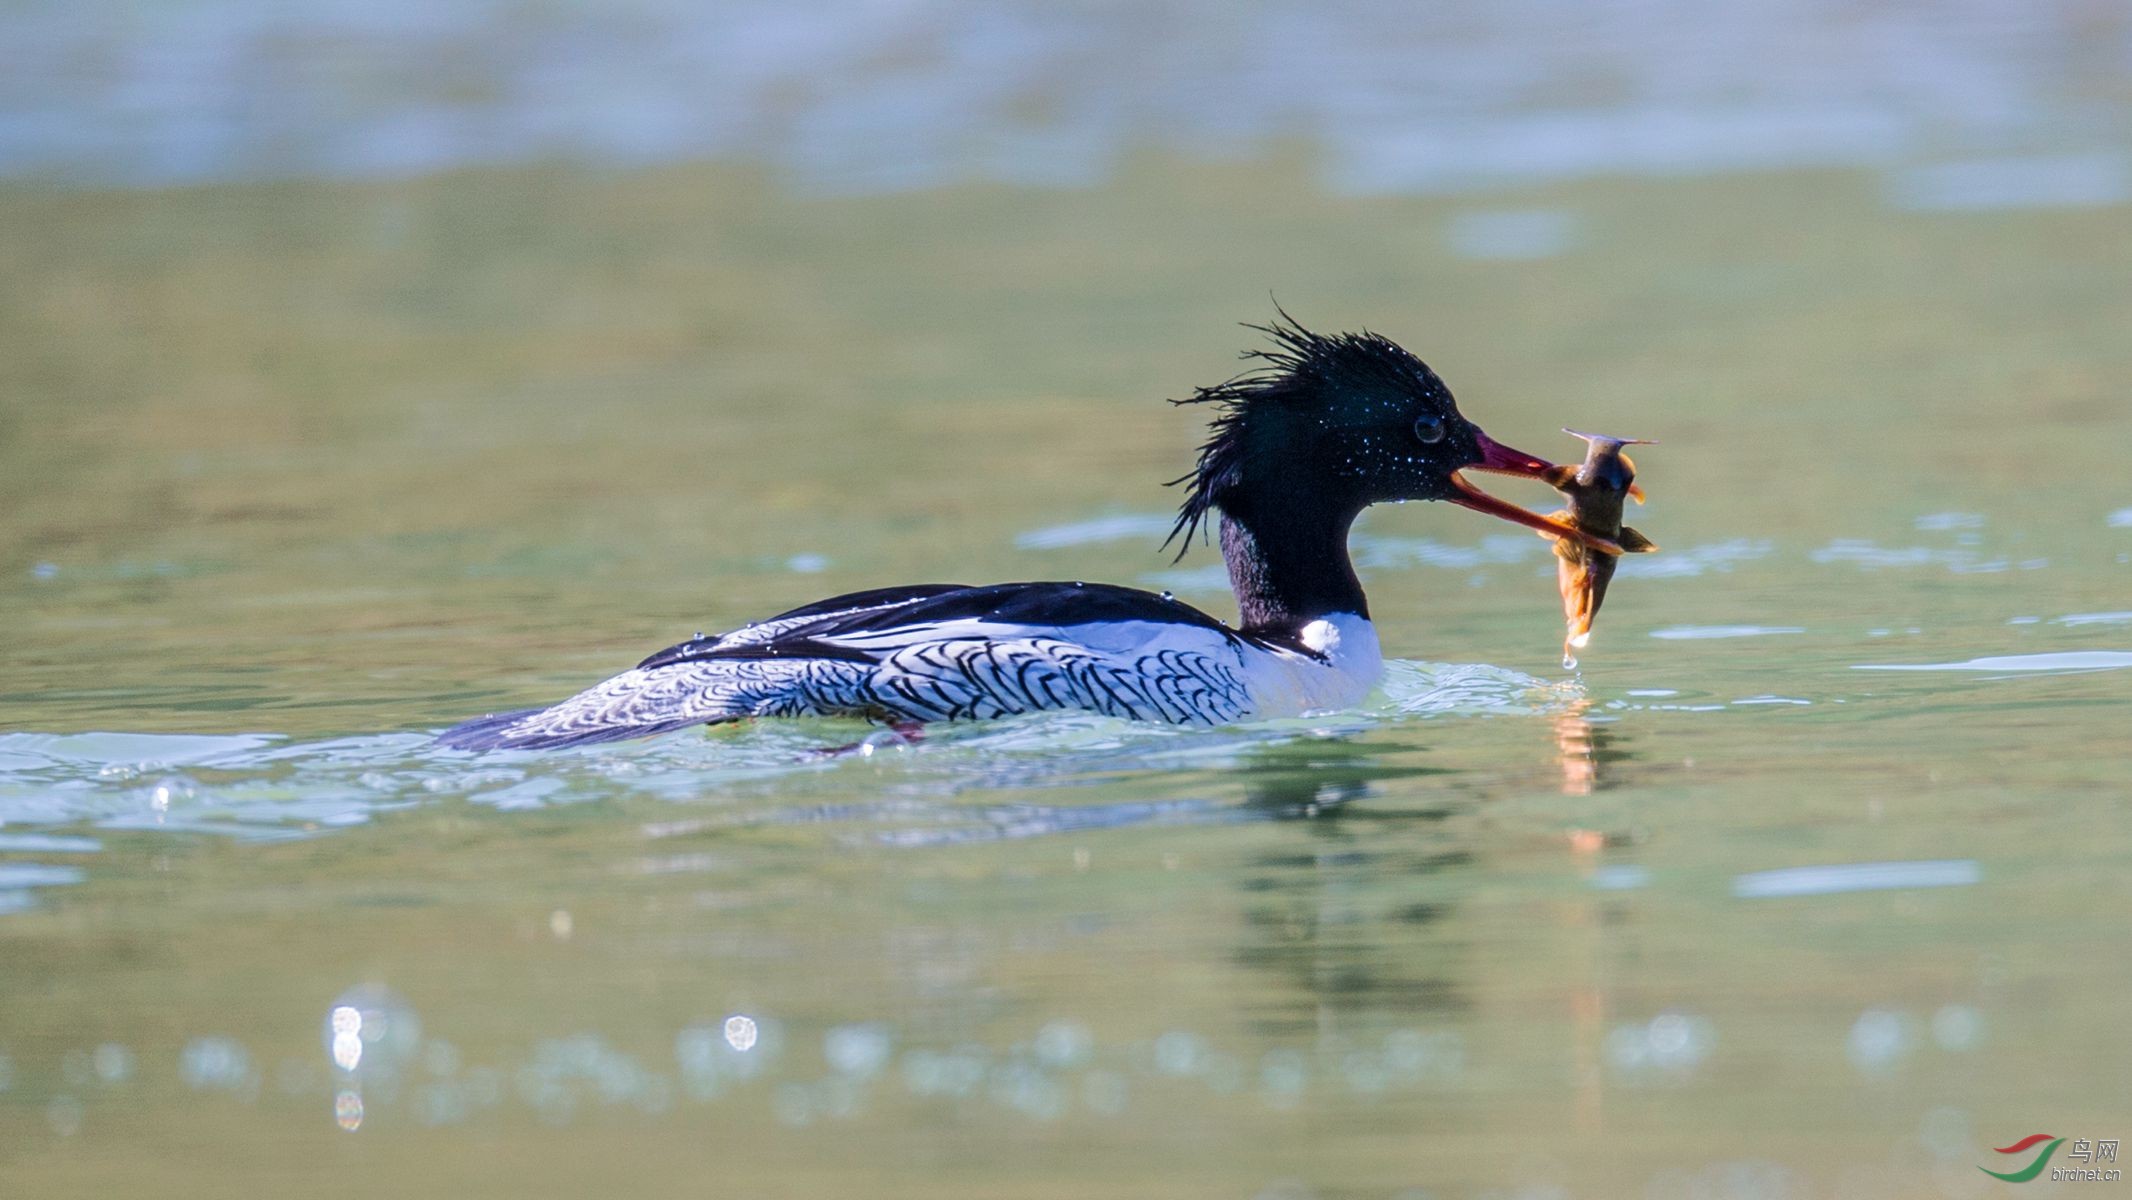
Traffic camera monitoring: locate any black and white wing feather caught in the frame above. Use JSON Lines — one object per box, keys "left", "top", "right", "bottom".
{"left": 436, "top": 583, "right": 1265, "bottom": 750}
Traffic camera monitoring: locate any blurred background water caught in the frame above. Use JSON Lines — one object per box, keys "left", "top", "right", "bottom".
{"left": 3, "top": 3, "right": 2130, "bottom": 1198}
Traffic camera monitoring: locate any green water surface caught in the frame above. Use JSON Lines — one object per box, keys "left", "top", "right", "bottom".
{"left": 2, "top": 161, "right": 2129, "bottom": 1198}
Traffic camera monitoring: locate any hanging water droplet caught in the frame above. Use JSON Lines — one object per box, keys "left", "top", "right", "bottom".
{"left": 1562, "top": 652, "right": 1579, "bottom": 670}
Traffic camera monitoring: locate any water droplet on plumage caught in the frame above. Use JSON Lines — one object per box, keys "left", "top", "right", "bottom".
{"left": 1161, "top": 591, "right": 1175, "bottom": 601}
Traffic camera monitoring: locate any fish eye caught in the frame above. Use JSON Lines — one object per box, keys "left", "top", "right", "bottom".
{"left": 1412, "top": 413, "right": 1446, "bottom": 444}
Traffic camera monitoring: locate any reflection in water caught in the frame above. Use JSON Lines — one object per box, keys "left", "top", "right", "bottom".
{"left": 1554, "top": 704, "right": 1643, "bottom": 798}
{"left": 1228, "top": 756, "right": 1471, "bottom": 1057}
{"left": 1556, "top": 709, "right": 1600, "bottom": 797}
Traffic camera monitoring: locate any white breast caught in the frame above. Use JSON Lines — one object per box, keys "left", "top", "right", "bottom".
{"left": 1238, "top": 612, "right": 1383, "bottom": 718}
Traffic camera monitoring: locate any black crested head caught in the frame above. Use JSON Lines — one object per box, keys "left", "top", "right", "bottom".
{"left": 1164, "top": 312, "right": 1490, "bottom": 557}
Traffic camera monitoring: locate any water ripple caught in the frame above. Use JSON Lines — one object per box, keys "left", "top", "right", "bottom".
{"left": 0, "top": 658, "right": 1557, "bottom": 842}
{"left": 2051, "top": 611, "right": 2132, "bottom": 627}
{"left": 1648, "top": 625, "right": 1804, "bottom": 640}
{"left": 1733, "top": 859, "right": 1979, "bottom": 899}
{"left": 1852, "top": 651, "right": 2132, "bottom": 674}
{"left": 4, "top": 3, "right": 2118, "bottom": 193}
{"left": 1015, "top": 514, "right": 1175, "bottom": 550}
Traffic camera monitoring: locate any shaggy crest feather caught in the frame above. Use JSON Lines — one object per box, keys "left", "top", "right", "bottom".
{"left": 1163, "top": 311, "right": 1445, "bottom": 558}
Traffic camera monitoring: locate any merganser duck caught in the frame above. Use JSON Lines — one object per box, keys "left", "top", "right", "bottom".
{"left": 437, "top": 317, "right": 1618, "bottom": 750}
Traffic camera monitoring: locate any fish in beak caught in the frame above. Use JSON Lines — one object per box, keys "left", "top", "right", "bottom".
{"left": 1450, "top": 432, "right": 1625, "bottom": 555}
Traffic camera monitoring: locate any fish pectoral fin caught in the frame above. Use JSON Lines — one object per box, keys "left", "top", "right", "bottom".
{"left": 1539, "top": 507, "right": 1578, "bottom": 542}
{"left": 1615, "top": 526, "right": 1658, "bottom": 553}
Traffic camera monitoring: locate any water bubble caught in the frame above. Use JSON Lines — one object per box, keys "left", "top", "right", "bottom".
{"left": 989, "top": 1061, "right": 1065, "bottom": 1120}
{"left": 1341, "top": 1050, "right": 1391, "bottom": 1094}
{"left": 180, "top": 1037, "right": 254, "bottom": 1092}
{"left": 329, "top": 1007, "right": 364, "bottom": 1070}
{"left": 1032, "top": 1021, "right": 1093, "bottom": 1069}
{"left": 902, "top": 1047, "right": 985, "bottom": 1097}
{"left": 675, "top": 1027, "right": 728, "bottom": 1099}
{"left": 323, "top": 985, "right": 420, "bottom": 1080}
{"left": 1930, "top": 1005, "right": 1982, "bottom": 1051}
{"left": 824, "top": 1024, "right": 892, "bottom": 1077}
{"left": 1152, "top": 1030, "right": 1205, "bottom": 1076}
{"left": 1382, "top": 1030, "right": 1434, "bottom": 1076}
{"left": 723, "top": 1014, "right": 759, "bottom": 1053}
{"left": 1847, "top": 1009, "right": 1913, "bottom": 1073}
{"left": 1644, "top": 1013, "right": 1713, "bottom": 1069}
{"left": 1259, "top": 1049, "right": 1308, "bottom": 1108}
{"left": 334, "top": 1089, "right": 364, "bottom": 1131}
{"left": 92, "top": 1043, "right": 134, "bottom": 1084}
{"left": 1606, "top": 1014, "right": 1712, "bottom": 1077}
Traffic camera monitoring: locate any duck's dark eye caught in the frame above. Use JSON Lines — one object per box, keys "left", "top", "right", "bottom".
{"left": 1412, "top": 413, "right": 1446, "bottom": 445}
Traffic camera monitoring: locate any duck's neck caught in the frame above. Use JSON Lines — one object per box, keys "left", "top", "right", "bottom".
{"left": 1218, "top": 494, "right": 1370, "bottom": 634}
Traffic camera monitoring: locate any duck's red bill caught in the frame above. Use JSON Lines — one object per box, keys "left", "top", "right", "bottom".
{"left": 1452, "top": 432, "right": 1625, "bottom": 554}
